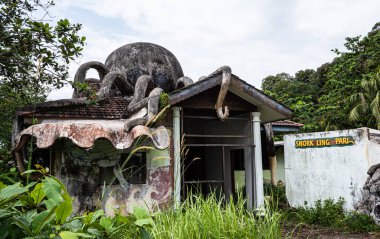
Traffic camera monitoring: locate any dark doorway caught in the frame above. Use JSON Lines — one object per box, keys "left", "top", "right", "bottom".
{"left": 182, "top": 146, "right": 224, "bottom": 198}
{"left": 230, "top": 149, "right": 246, "bottom": 200}
{"left": 181, "top": 108, "right": 251, "bottom": 201}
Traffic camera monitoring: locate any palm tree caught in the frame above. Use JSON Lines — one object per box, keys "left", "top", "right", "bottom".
{"left": 349, "top": 72, "right": 380, "bottom": 129}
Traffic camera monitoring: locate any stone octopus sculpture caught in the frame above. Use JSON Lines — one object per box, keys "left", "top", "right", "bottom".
{"left": 72, "top": 42, "right": 231, "bottom": 130}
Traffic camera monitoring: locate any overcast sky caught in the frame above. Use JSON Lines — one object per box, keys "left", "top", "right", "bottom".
{"left": 48, "top": 0, "right": 380, "bottom": 100}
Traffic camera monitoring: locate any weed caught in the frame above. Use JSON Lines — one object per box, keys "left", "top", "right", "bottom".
{"left": 286, "top": 197, "right": 379, "bottom": 233}
{"left": 264, "top": 183, "right": 288, "bottom": 210}
{"left": 155, "top": 92, "right": 170, "bottom": 123}
{"left": 296, "top": 198, "right": 345, "bottom": 227}
{"left": 341, "top": 211, "right": 379, "bottom": 233}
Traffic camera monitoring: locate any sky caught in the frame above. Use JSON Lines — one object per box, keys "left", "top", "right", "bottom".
{"left": 48, "top": 0, "right": 380, "bottom": 100}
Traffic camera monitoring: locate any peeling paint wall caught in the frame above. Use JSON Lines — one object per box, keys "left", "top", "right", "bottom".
{"left": 104, "top": 148, "right": 172, "bottom": 216}
{"left": 284, "top": 128, "right": 380, "bottom": 211}
{"left": 52, "top": 138, "right": 172, "bottom": 215}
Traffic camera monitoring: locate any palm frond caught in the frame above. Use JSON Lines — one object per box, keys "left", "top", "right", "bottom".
{"left": 349, "top": 103, "right": 364, "bottom": 122}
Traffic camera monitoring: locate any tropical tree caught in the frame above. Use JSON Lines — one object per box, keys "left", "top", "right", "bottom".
{"left": 0, "top": 0, "right": 86, "bottom": 88}
{"left": 349, "top": 72, "right": 380, "bottom": 129}
{"left": 261, "top": 22, "right": 380, "bottom": 132}
{"left": 0, "top": 0, "right": 85, "bottom": 177}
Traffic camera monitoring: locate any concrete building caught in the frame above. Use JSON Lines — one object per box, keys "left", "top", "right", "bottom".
{"left": 12, "top": 42, "right": 291, "bottom": 215}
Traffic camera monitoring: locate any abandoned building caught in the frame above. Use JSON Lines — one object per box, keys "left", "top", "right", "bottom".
{"left": 12, "top": 42, "right": 292, "bottom": 215}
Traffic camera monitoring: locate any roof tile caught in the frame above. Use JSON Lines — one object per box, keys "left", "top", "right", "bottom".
{"left": 29, "top": 96, "right": 129, "bottom": 119}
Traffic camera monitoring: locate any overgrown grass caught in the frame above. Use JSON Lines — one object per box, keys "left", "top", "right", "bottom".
{"left": 147, "top": 193, "right": 284, "bottom": 239}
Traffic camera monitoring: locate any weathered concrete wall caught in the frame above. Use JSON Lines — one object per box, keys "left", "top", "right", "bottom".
{"left": 53, "top": 138, "right": 172, "bottom": 215}
{"left": 104, "top": 148, "right": 172, "bottom": 216}
{"left": 284, "top": 128, "right": 380, "bottom": 211}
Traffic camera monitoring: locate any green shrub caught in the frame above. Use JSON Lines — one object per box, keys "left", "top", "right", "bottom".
{"left": 0, "top": 174, "right": 78, "bottom": 238}
{"left": 341, "top": 211, "right": 379, "bottom": 233}
{"left": 288, "top": 197, "right": 379, "bottom": 233}
{"left": 0, "top": 168, "right": 153, "bottom": 239}
{"left": 297, "top": 198, "right": 345, "bottom": 227}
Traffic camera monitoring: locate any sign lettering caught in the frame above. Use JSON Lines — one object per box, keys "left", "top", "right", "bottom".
{"left": 295, "top": 136, "right": 355, "bottom": 149}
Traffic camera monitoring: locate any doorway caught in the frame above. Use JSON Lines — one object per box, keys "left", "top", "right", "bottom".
{"left": 230, "top": 149, "right": 246, "bottom": 200}
{"left": 182, "top": 146, "right": 224, "bottom": 198}
{"left": 181, "top": 108, "right": 252, "bottom": 201}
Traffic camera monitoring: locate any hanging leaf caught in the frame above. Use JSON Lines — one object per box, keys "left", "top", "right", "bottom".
{"left": 31, "top": 206, "right": 57, "bottom": 235}
{"left": 41, "top": 177, "right": 63, "bottom": 208}
{"left": 31, "top": 183, "right": 46, "bottom": 204}
{"left": 55, "top": 193, "right": 73, "bottom": 224}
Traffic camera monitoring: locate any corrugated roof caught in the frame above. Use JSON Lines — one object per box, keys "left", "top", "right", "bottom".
{"left": 13, "top": 122, "right": 169, "bottom": 151}
{"left": 272, "top": 120, "right": 304, "bottom": 127}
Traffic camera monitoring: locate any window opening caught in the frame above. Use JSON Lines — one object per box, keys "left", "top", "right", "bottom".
{"left": 120, "top": 152, "right": 147, "bottom": 184}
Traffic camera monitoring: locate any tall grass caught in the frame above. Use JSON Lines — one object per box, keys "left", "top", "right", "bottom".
{"left": 148, "top": 193, "right": 283, "bottom": 239}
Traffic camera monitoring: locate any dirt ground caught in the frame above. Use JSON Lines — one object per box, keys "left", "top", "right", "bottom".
{"left": 282, "top": 223, "right": 380, "bottom": 238}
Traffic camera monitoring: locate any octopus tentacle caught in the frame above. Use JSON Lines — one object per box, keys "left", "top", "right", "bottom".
{"left": 124, "top": 75, "right": 154, "bottom": 131}
{"left": 124, "top": 87, "right": 163, "bottom": 132}
{"left": 73, "top": 61, "right": 109, "bottom": 98}
{"left": 127, "top": 75, "right": 154, "bottom": 111}
{"left": 97, "top": 72, "right": 134, "bottom": 100}
{"left": 124, "top": 116, "right": 148, "bottom": 132}
{"left": 214, "top": 66, "right": 232, "bottom": 120}
{"left": 147, "top": 87, "right": 164, "bottom": 118}
{"left": 175, "top": 76, "right": 193, "bottom": 90}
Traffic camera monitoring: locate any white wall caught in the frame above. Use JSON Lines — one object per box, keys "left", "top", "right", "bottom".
{"left": 284, "top": 128, "right": 380, "bottom": 211}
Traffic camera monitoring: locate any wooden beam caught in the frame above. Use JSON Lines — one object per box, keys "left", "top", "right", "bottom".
{"left": 264, "top": 123, "right": 277, "bottom": 186}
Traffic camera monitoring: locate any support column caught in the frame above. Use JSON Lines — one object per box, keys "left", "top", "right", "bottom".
{"left": 172, "top": 106, "right": 182, "bottom": 209}
{"left": 251, "top": 112, "right": 264, "bottom": 208}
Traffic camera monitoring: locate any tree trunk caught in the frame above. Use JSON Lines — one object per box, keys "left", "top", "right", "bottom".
{"left": 264, "top": 123, "right": 277, "bottom": 186}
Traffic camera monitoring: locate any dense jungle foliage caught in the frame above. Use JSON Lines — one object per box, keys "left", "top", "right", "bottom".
{"left": 0, "top": 0, "right": 85, "bottom": 180}
{"left": 262, "top": 22, "right": 380, "bottom": 132}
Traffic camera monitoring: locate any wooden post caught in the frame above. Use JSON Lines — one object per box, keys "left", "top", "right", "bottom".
{"left": 264, "top": 123, "right": 277, "bottom": 186}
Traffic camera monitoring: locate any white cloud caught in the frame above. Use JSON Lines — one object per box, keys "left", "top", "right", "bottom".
{"left": 48, "top": 0, "right": 380, "bottom": 100}
{"left": 293, "top": 0, "right": 380, "bottom": 38}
